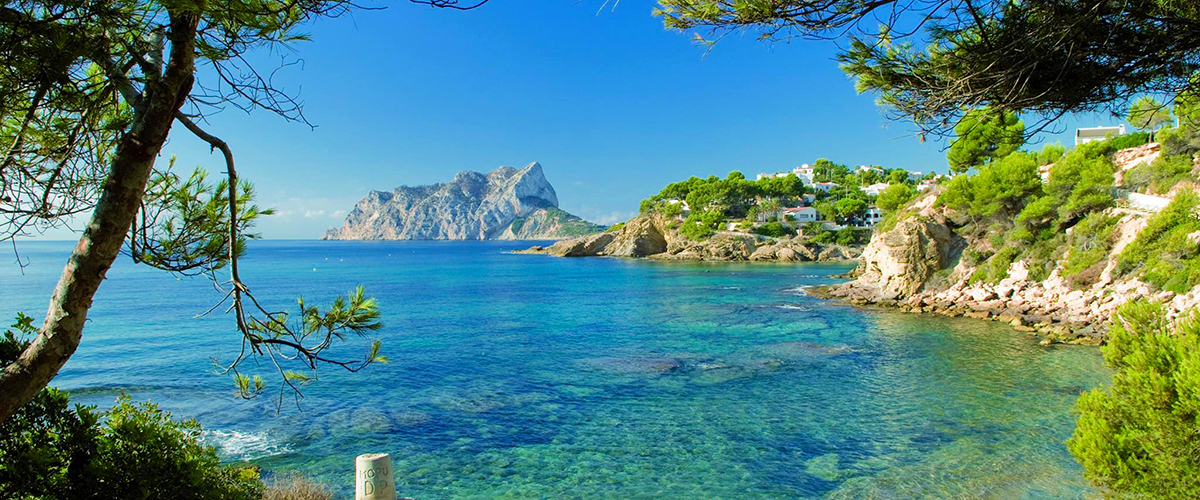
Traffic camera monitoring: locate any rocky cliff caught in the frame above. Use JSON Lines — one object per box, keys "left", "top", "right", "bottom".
{"left": 323, "top": 162, "right": 603, "bottom": 240}
{"left": 818, "top": 145, "right": 1200, "bottom": 344}
{"left": 516, "top": 214, "right": 862, "bottom": 262}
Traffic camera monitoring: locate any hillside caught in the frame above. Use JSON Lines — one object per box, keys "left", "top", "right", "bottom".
{"left": 323, "top": 162, "right": 603, "bottom": 240}
{"left": 819, "top": 133, "right": 1200, "bottom": 344}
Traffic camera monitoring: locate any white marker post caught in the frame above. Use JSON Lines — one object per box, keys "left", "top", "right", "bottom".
{"left": 355, "top": 453, "right": 397, "bottom": 500}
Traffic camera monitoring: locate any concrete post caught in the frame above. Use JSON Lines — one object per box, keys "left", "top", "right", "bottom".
{"left": 355, "top": 453, "right": 396, "bottom": 500}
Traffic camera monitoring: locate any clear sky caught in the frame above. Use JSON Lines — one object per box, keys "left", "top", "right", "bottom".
{"left": 40, "top": 1, "right": 1127, "bottom": 239}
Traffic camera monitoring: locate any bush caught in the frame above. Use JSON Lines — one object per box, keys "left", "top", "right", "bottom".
{"left": 753, "top": 222, "right": 794, "bottom": 238}
{"left": 1125, "top": 153, "right": 1195, "bottom": 194}
{"left": 263, "top": 473, "right": 333, "bottom": 500}
{"left": 605, "top": 222, "right": 625, "bottom": 233}
{"left": 0, "top": 315, "right": 263, "bottom": 500}
{"left": 680, "top": 210, "right": 723, "bottom": 240}
{"left": 1061, "top": 212, "right": 1120, "bottom": 284}
{"left": 1068, "top": 300, "right": 1200, "bottom": 499}
{"left": 835, "top": 228, "right": 868, "bottom": 246}
{"left": 1117, "top": 191, "right": 1200, "bottom": 292}
{"left": 876, "top": 183, "right": 916, "bottom": 212}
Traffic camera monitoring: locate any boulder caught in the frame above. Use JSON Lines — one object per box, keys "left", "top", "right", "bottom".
{"left": 602, "top": 216, "right": 668, "bottom": 257}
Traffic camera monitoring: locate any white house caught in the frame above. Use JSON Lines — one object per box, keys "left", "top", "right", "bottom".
{"left": 783, "top": 206, "right": 820, "bottom": 223}
{"left": 860, "top": 182, "right": 891, "bottom": 196}
{"left": 861, "top": 206, "right": 884, "bottom": 227}
{"left": 906, "top": 171, "right": 924, "bottom": 182}
{"left": 811, "top": 181, "right": 840, "bottom": 193}
{"left": 792, "top": 164, "right": 816, "bottom": 185}
{"left": 1076, "top": 125, "right": 1127, "bottom": 146}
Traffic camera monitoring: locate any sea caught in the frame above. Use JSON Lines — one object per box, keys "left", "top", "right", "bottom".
{"left": 1, "top": 240, "right": 1109, "bottom": 499}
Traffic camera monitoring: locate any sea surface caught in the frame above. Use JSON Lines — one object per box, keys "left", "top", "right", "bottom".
{"left": 2, "top": 240, "right": 1109, "bottom": 499}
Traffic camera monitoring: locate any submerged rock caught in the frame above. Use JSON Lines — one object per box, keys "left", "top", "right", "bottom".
{"left": 578, "top": 356, "right": 683, "bottom": 375}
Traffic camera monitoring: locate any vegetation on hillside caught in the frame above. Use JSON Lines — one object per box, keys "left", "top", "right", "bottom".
{"left": 639, "top": 163, "right": 925, "bottom": 240}
{"left": 1068, "top": 300, "right": 1200, "bottom": 499}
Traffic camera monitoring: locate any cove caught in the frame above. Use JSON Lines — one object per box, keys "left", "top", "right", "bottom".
{"left": 0, "top": 240, "right": 1109, "bottom": 499}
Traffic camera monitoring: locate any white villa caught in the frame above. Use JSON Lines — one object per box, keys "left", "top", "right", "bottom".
{"left": 811, "top": 182, "right": 840, "bottom": 193}
{"left": 856, "top": 165, "right": 884, "bottom": 176}
{"left": 757, "top": 164, "right": 816, "bottom": 185}
{"left": 783, "top": 206, "right": 820, "bottom": 222}
{"left": 859, "top": 182, "right": 891, "bottom": 196}
{"left": 1076, "top": 125, "right": 1127, "bottom": 146}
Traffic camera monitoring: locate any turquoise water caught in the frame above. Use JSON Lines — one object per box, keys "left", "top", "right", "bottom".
{"left": 2, "top": 241, "right": 1108, "bottom": 499}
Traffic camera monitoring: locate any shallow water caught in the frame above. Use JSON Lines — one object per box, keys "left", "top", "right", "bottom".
{"left": 1, "top": 240, "right": 1108, "bottom": 499}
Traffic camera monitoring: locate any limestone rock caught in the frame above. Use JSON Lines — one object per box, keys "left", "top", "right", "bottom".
{"left": 323, "top": 162, "right": 603, "bottom": 240}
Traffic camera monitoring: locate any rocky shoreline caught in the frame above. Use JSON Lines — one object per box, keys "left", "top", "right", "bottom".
{"left": 515, "top": 214, "right": 863, "bottom": 262}
{"left": 814, "top": 209, "right": 1200, "bottom": 346}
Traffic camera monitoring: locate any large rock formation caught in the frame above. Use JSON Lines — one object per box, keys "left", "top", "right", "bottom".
{"left": 833, "top": 216, "right": 967, "bottom": 301}
{"left": 515, "top": 214, "right": 863, "bottom": 262}
{"left": 323, "top": 162, "right": 603, "bottom": 240}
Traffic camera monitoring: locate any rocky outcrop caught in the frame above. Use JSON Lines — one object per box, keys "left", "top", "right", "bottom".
{"left": 817, "top": 194, "right": 1200, "bottom": 345}
{"left": 516, "top": 214, "right": 863, "bottom": 262}
{"left": 832, "top": 216, "right": 966, "bottom": 301}
{"left": 323, "top": 162, "right": 603, "bottom": 240}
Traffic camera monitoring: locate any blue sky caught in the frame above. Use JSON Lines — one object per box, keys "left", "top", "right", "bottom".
{"left": 45, "top": 1, "right": 1125, "bottom": 239}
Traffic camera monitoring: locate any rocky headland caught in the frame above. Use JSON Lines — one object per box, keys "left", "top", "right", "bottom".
{"left": 516, "top": 213, "right": 863, "bottom": 262}
{"left": 815, "top": 143, "right": 1200, "bottom": 345}
{"left": 324, "top": 162, "right": 603, "bottom": 240}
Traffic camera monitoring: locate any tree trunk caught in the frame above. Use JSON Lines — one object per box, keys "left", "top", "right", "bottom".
{"left": 0, "top": 11, "right": 200, "bottom": 423}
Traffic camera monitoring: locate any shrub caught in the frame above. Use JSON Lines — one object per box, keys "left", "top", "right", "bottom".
{"left": 1117, "top": 191, "right": 1200, "bottom": 292}
{"left": 876, "top": 183, "right": 916, "bottom": 212}
{"left": 0, "top": 315, "right": 263, "bottom": 500}
{"left": 835, "top": 228, "right": 868, "bottom": 246}
{"left": 680, "top": 210, "right": 723, "bottom": 240}
{"left": 263, "top": 473, "right": 334, "bottom": 500}
{"left": 1068, "top": 300, "right": 1200, "bottom": 499}
{"left": 753, "top": 222, "right": 794, "bottom": 238}
{"left": 1125, "top": 153, "right": 1195, "bottom": 194}
{"left": 605, "top": 222, "right": 625, "bottom": 233}
{"left": 1035, "top": 142, "right": 1066, "bottom": 166}
{"left": 1061, "top": 212, "right": 1120, "bottom": 281}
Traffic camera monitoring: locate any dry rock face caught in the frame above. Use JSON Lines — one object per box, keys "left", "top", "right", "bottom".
{"left": 516, "top": 214, "right": 863, "bottom": 262}
{"left": 323, "top": 162, "right": 603, "bottom": 240}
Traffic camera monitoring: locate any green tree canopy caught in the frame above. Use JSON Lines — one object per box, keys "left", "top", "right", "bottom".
{"left": 1128, "top": 96, "right": 1174, "bottom": 140}
{"left": 1068, "top": 300, "right": 1200, "bottom": 499}
{"left": 876, "top": 183, "right": 916, "bottom": 212}
{"left": 655, "top": 0, "right": 1200, "bottom": 138}
{"left": 946, "top": 108, "right": 1025, "bottom": 173}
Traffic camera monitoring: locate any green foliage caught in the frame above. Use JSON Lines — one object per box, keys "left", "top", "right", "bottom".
{"left": 939, "top": 152, "right": 1042, "bottom": 217}
{"left": 1061, "top": 212, "right": 1121, "bottom": 286}
{"left": 835, "top": 227, "right": 869, "bottom": 246}
{"left": 1035, "top": 142, "right": 1066, "bottom": 166}
{"left": 876, "top": 183, "right": 916, "bottom": 212}
{"left": 1125, "top": 154, "right": 1195, "bottom": 195}
{"left": 606, "top": 221, "right": 626, "bottom": 233}
{"left": 641, "top": 173, "right": 767, "bottom": 219}
{"left": 1117, "top": 191, "right": 1200, "bottom": 293}
{"left": 886, "top": 169, "right": 909, "bottom": 185}
{"left": 753, "top": 222, "right": 795, "bottom": 238}
{"left": 1159, "top": 124, "right": 1200, "bottom": 158}
{"left": 968, "top": 246, "right": 1020, "bottom": 284}
{"left": 681, "top": 210, "right": 724, "bottom": 240}
{"left": 1127, "top": 96, "right": 1173, "bottom": 139}
{"left": 813, "top": 158, "right": 849, "bottom": 182}
{"left": 0, "top": 316, "right": 262, "bottom": 500}
{"left": 1045, "top": 151, "right": 1116, "bottom": 224}
{"left": 1068, "top": 300, "right": 1200, "bottom": 498}
{"left": 835, "top": 197, "right": 867, "bottom": 218}
{"left": 130, "top": 163, "right": 273, "bottom": 276}
{"left": 946, "top": 108, "right": 1025, "bottom": 173}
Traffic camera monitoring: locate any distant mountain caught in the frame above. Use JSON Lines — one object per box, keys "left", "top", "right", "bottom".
{"left": 323, "top": 162, "right": 604, "bottom": 240}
